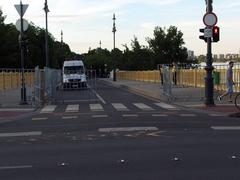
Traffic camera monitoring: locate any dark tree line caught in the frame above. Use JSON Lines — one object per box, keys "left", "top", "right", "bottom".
{"left": 0, "top": 9, "right": 76, "bottom": 69}
{"left": 84, "top": 26, "right": 190, "bottom": 74}
{"left": 1, "top": 9, "right": 191, "bottom": 71}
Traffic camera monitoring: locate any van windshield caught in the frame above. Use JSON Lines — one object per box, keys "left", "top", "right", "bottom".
{"left": 64, "top": 66, "right": 84, "bottom": 74}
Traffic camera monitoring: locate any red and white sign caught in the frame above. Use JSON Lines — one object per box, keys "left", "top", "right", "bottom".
{"left": 203, "top": 12, "right": 218, "bottom": 27}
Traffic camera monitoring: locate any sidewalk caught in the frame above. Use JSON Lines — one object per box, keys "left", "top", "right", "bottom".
{"left": 101, "top": 78, "right": 240, "bottom": 117}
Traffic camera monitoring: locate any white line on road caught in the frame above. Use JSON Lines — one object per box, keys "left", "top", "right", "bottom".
{"left": 90, "top": 104, "right": 104, "bottom": 111}
{"left": 133, "top": 103, "right": 154, "bottom": 111}
{"left": 0, "top": 165, "right": 33, "bottom": 170}
{"left": 152, "top": 114, "right": 168, "bottom": 117}
{"left": 112, "top": 103, "right": 129, "bottom": 111}
{"left": 179, "top": 114, "right": 196, "bottom": 117}
{"left": 32, "top": 117, "right": 48, "bottom": 121}
{"left": 92, "top": 115, "right": 108, "bottom": 118}
{"left": 212, "top": 126, "right": 240, "bottom": 130}
{"left": 0, "top": 131, "right": 42, "bottom": 138}
{"left": 91, "top": 89, "right": 106, "bottom": 104}
{"left": 99, "top": 127, "right": 159, "bottom": 133}
{"left": 65, "top": 104, "right": 79, "bottom": 113}
{"left": 122, "top": 114, "right": 138, "bottom": 117}
{"left": 62, "top": 116, "right": 78, "bottom": 119}
{"left": 154, "top": 102, "right": 179, "bottom": 110}
{"left": 40, "top": 105, "right": 57, "bottom": 114}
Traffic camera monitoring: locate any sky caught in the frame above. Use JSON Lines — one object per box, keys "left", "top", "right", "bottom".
{"left": 0, "top": 0, "right": 240, "bottom": 56}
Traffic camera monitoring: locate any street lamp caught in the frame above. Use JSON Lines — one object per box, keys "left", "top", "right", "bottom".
{"left": 44, "top": 0, "right": 49, "bottom": 68}
{"left": 112, "top": 13, "right": 116, "bottom": 81}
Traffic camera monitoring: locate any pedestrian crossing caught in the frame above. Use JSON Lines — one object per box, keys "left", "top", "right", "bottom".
{"left": 39, "top": 102, "right": 180, "bottom": 114}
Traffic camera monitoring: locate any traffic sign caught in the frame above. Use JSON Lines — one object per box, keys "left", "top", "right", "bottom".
{"left": 204, "top": 28, "right": 212, "bottom": 38}
{"left": 14, "top": 4, "right": 29, "bottom": 17}
{"left": 15, "top": 19, "right": 29, "bottom": 32}
{"left": 203, "top": 12, "right": 217, "bottom": 27}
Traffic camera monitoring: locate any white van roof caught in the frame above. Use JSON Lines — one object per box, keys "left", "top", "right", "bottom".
{"left": 63, "top": 60, "right": 84, "bottom": 67}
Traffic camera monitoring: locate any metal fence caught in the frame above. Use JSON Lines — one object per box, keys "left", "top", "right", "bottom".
{"left": 0, "top": 69, "right": 35, "bottom": 107}
{"left": 116, "top": 64, "right": 240, "bottom": 92}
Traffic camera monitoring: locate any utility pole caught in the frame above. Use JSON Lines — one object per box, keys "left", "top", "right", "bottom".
{"left": 15, "top": 1, "right": 29, "bottom": 104}
{"left": 44, "top": 0, "right": 49, "bottom": 68}
{"left": 205, "top": 0, "right": 214, "bottom": 106}
{"left": 61, "top": 30, "right": 63, "bottom": 44}
{"left": 112, "top": 13, "right": 117, "bottom": 82}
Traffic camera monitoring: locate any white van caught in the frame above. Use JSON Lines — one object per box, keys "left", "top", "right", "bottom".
{"left": 62, "top": 60, "right": 87, "bottom": 89}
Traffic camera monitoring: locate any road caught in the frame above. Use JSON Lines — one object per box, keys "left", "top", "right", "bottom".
{"left": 0, "top": 80, "right": 240, "bottom": 179}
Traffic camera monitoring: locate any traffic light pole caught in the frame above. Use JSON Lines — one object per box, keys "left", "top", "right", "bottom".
{"left": 205, "top": 0, "right": 215, "bottom": 106}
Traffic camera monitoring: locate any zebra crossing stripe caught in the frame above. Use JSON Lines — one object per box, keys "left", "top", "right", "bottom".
{"left": 154, "top": 102, "right": 179, "bottom": 110}
{"left": 133, "top": 103, "right": 154, "bottom": 111}
{"left": 65, "top": 104, "right": 79, "bottom": 112}
{"left": 112, "top": 103, "right": 129, "bottom": 111}
{"left": 89, "top": 104, "right": 104, "bottom": 111}
{"left": 40, "top": 105, "right": 57, "bottom": 114}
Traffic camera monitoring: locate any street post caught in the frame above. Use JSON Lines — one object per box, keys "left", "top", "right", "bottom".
{"left": 112, "top": 14, "right": 117, "bottom": 81}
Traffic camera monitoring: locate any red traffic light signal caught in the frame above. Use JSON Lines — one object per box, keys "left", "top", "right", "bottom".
{"left": 212, "top": 26, "right": 219, "bottom": 42}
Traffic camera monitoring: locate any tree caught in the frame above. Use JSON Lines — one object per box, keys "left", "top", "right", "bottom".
{"left": 147, "top": 26, "right": 188, "bottom": 65}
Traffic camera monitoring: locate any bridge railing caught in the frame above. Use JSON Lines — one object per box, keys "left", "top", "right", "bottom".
{"left": 116, "top": 64, "right": 240, "bottom": 92}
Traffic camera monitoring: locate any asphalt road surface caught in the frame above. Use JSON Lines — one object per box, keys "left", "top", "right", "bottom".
{"left": 0, "top": 80, "right": 240, "bottom": 180}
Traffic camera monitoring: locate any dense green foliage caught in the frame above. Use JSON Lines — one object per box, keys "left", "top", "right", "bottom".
{"left": 84, "top": 26, "right": 189, "bottom": 73}
{"left": 1, "top": 9, "right": 189, "bottom": 70}
{"left": 0, "top": 9, "right": 76, "bottom": 69}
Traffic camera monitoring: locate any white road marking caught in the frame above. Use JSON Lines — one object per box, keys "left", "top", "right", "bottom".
{"left": 0, "top": 165, "right": 33, "bottom": 170}
{"left": 40, "top": 105, "right": 57, "bottom": 114}
{"left": 122, "top": 114, "right": 138, "bottom": 117}
{"left": 99, "top": 127, "right": 159, "bottom": 133}
{"left": 91, "top": 89, "right": 106, "bottom": 104}
{"left": 32, "top": 117, "right": 48, "bottom": 121}
{"left": 62, "top": 116, "right": 78, "bottom": 119}
{"left": 133, "top": 103, "right": 154, "bottom": 111}
{"left": 112, "top": 103, "right": 129, "bottom": 111}
{"left": 92, "top": 115, "right": 108, "bottom": 118}
{"left": 90, "top": 104, "right": 104, "bottom": 111}
{"left": 212, "top": 126, "right": 240, "bottom": 130}
{"left": 0, "top": 131, "right": 42, "bottom": 138}
{"left": 65, "top": 104, "right": 79, "bottom": 113}
{"left": 179, "top": 114, "right": 196, "bottom": 117}
{"left": 152, "top": 114, "right": 168, "bottom": 117}
{"left": 154, "top": 102, "right": 179, "bottom": 110}
{"left": 209, "top": 114, "right": 225, "bottom": 117}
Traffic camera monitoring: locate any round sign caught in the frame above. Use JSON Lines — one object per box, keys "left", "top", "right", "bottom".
{"left": 203, "top": 12, "right": 218, "bottom": 27}
{"left": 15, "top": 19, "right": 29, "bottom": 32}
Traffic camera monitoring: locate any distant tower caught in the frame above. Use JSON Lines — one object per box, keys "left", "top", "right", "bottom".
{"left": 99, "top": 40, "right": 102, "bottom": 49}
{"left": 61, "top": 30, "right": 63, "bottom": 44}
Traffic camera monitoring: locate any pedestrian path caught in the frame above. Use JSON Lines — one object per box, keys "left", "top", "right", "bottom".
{"left": 39, "top": 102, "right": 180, "bottom": 114}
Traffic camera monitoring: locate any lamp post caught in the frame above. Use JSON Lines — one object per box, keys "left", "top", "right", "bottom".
{"left": 112, "top": 13, "right": 116, "bottom": 81}
{"left": 44, "top": 0, "right": 49, "bottom": 68}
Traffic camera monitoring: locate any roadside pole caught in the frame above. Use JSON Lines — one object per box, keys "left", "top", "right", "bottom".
{"left": 199, "top": 0, "right": 219, "bottom": 106}
{"left": 112, "top": 14, "right": 117, "bottom": 82}
{"left": 15, "top": 1, "right": 29, "bottom": 105}
{"left": 205, "top": 0, "right": 214, "bottom": 106}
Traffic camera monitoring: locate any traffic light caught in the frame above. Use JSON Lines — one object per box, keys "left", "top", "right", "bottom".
{"left": 212, "top": 26, "right": 219, "bottom": 42}
{"left": 199, "top": 28, "right": 207, "bottom": 42}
